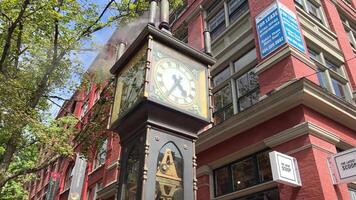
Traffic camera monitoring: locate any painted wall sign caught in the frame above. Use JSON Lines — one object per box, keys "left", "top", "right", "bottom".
{"left": 328, "top": 148, "right": 356, "bottom": 184}
{"left": 256, "top": 1, "right": 305, "bottom": 58}
{"left": 68, "top": 154, "right": 87, "bottom": 200}
{"left": 269, "top": 151, "right": 302, "bottom": 187}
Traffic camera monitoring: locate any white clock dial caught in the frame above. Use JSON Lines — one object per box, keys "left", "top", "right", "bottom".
{"left": 154, "top": 58, "right": 196, "bottom": 106}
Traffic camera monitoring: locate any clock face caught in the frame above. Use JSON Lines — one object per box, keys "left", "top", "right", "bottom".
{"left": 154, "top": 58, "right": 196, "bottom": 106}
{"left": 111, "top": 45, "right": 147, "bottom": 124}
{"left": 149, "top": 41, "right": 209, "bottom": 120}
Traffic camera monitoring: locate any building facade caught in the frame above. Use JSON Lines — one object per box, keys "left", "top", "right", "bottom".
{"left": 28, "top": 0, "right": 356, "bottom": 199}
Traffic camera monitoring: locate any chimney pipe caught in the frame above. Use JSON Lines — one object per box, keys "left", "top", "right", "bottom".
{"left": 149, "top": 0, "right": 157, "bottom": 26}
{"left": 202, "top": 9, "right": 212, "bottom": 56}
{"left": 116, "top": 41, "right": 127, "bottom": 61}
{"left": 159, "top": 0, "right": 170, "bottom": 31}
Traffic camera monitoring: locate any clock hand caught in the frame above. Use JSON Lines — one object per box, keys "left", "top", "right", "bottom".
{"left": 165, "top": 75, "right": 181, "bottom": 96}
{"left": 176, "top": 81, "right": 187, "bottom": 97}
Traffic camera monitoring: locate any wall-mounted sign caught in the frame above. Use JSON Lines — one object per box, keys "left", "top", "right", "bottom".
{"left": 269, "top": 151, "right": 302, "bottom": 187}
{"left": 256, "top": 1, "right": 305, "bottom": 58}
{"left": 328, "top": 148, "right": 356, "bottom": 184}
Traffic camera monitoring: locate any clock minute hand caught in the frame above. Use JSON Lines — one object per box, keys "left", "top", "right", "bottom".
{"left": 165, "top": 75, "right": 181, "bottom": 96}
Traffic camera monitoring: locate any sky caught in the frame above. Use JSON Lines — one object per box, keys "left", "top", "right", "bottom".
{"left": 48, "top": 1, "right": 117, "bottom": 118}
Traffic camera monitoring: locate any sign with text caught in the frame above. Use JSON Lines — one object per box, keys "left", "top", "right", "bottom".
{"left": 256, "top": 2, "right": 305, "bottom": 58}
{"left": 328, "top": 148, "right": 356, "bottom": 184}
{"left": 269, "top": 151, "right": 302, "bottom": 187}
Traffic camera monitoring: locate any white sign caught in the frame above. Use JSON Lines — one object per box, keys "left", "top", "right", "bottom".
{"left": 328, "top": 148, "right": 356, "bottom": 184}
{"left": 269, "top": 151, "right": 302, "bottom": 187}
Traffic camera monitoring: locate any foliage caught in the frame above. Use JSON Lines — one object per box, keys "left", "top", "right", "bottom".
{"left": 0, "top": 180, "right": 28, "bottom": 200}
{"left": 0, "top": 0, "right": 182, "bottom": 198}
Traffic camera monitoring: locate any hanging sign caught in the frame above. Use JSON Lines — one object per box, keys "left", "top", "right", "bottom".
{"left": 269, "top": 151, "right": 302, "bottom": 187}
{"left": 256, "top": 1, "right": 305, "bottom": 58}
{"left": 328, "top": 148, "right": 356, "bottom": 184}
{"left": 68, "top": 154, "right": 87, "bottom": 200}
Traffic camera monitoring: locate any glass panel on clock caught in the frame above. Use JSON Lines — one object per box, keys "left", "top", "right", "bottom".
{"left": 122, "top": 146, "right": 140, "bottom": 200}
{"left": 155, "top": 142, "right": 183, "bottom": 200}
{"left": 112, "top": 46, "right": 147, "bottom": 123}
{"left": 149, "top": 40, "right": 209, "bottom": 120}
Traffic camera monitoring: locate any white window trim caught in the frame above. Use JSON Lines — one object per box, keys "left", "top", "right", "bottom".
{"left": 295, "top": 0, "right": 329, "bottom": 28}
{"left": 308, "top": 46, "right": 353, "bottom": 101}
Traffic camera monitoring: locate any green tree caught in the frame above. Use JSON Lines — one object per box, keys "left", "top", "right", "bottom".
{"left": 0, "top": 0, "right": 183, "bottom": 197}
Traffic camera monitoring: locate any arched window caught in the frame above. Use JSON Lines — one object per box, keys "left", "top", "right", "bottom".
{"left": 155, "top": 142, "right": 183, "bottom": 200}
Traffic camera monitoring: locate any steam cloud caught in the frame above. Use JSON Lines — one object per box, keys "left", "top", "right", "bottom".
{"left": 88, "top": 9, "right": 160, "bottom": 82}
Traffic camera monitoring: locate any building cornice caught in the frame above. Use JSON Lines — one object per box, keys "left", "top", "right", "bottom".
{"left": 197, "top": 79, "right": 356, "bottom": 153}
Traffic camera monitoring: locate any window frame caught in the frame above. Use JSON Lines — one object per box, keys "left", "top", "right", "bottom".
{"left": 211, "top": 48, "right": 258, "bottom": 125}
{"left": 213, "top": 149, "right": 273, "bottom": 197}
{"left": 307, "top": 46, "right": 352, "bottom": 100}
{"left": 92, "top": 139, "right": 108, "bottom": 170}
{"left": 294, "top": 0, "right": 328, "bottom": 26}
{"left": 213, "top": 84, "right": 234, "bottom": 124}
{"left": 205, "top": 0, "right": 250, "bottom": 41}
{"left": 341, "top": 14, "right": 356, "bottom": 53}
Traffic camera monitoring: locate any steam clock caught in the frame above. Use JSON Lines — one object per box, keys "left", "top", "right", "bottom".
{"left": 109, "top": 24, "right": 215, "bottom": 199}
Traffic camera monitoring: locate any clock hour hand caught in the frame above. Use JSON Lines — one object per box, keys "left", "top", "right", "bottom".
{"left": 166, "top": 75, "right": 187, "bottom": 97}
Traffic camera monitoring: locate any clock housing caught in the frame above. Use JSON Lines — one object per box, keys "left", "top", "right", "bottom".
{"left": 109, "top": 25, "right": 215, "bottom": 133}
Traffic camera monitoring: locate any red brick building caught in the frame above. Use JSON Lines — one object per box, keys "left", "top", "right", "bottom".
{"left": 28, "top": 0, "right": 356, "bottom": 199}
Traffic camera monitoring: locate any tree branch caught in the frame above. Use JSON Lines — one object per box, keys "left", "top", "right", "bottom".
{"left": 0, "top": 154, "right": 60, "bottom": 189}
{"left": 77, "top": 0, "right": 115, "bottom": 40}
{"left": 0, "top": 0, "right": 30, "bottom": 75}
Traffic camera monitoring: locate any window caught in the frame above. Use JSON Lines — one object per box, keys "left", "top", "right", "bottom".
{"left": 237, "top": 188, "right": 279, "bottom": 200}
{"left": 236, "top": 70, "right": 259, "bottom": 112}
{"left": 350, "top": 187, "right": 356, "bottom": 200}
{"left": 206, "top": 0, "right": 249, "bottom": 40}
{"left": 211, "top": 48, "right": 258, "bottom": 124}
{"left": 93, "top": 139, "right": 107, "bottom": 170}
{"left": 341, "top": 15, "right": 356, "bottom": 52}
{"left": 173, "top": 23, "right": 188, "bottom": 43}
{"left": 92, "top": 182, "right": 102, "bottom": 200}
{"left": 228, "top": 0, "right": 249, "bottom": 23}
{"left": 64, "top": 165, "right": 74, "bottom": 190}
{"left": 81, "top": 100, "right": 88, "bottom": 119}
{"left": 94, "top": 87, "right": 101, "bottom": 103}
{"left": 307, "top": 46, "right": 351, "bottom": 99}
{"left": 213, "top": 67, "right": 231, "bottom": 87}
{"left": 294, "top": 0, "right": 326, "bottom": 25}
{"left": 306, "top": 1, "right": 323, "bottom": 23}
{"left": 208, "top": 9, "right": 226, "bottom": 40}
{"left": 214, "top": 150, "right": 273, "bottom": 197}
{"left": 213, "top": 85, "right": 233, "bottom": 124}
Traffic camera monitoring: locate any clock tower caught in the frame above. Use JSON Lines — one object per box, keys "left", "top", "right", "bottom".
{"left": 109, "top": 3, "right": 215, "bottom": 199}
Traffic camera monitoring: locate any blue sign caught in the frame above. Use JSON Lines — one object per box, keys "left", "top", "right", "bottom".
{"left": 256, "top": 2, "right": 305, "bottom": 58}
{"left": 279, "top": 4, "right": 305, "bottom": 53}
{"left": 256, "top": 3, "right": 286, "bottom": 58}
